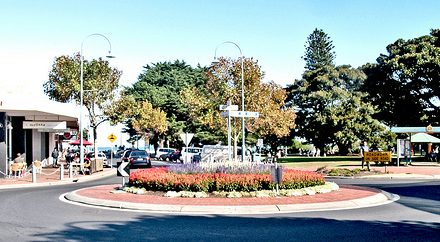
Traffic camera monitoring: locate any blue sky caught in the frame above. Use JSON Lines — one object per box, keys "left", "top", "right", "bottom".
{"left": 1, "top": 0, "right": 439, "bottom": 146}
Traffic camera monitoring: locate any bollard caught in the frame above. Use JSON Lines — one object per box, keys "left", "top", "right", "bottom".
{"left": 271, "top": 162, "right": 283, "bottom": 195}
{"left": 32, "top": 165, "right": 36, "bottom": 183}
{"left": 60, "top": 165, "right": 64, "bottom": 180}
{"left": 69, "top": 162, "right": 73, "bottom": 178}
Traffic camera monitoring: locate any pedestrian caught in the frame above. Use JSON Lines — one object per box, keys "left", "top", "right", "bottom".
{"left": 13, "top": 153, "right": 23, "bottom": 163}
{"left": 267, "top": 151, "right": 272, "bottom": 163}
{"left": 51, "top": 148, "right": 59, "bottom": 167}
{"left": 360, "top": 141, "right": 369, "bottom": 170}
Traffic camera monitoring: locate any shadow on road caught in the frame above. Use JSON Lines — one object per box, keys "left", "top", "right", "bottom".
{"left": 36, "top": 215, "right": 439, "bottom": 241}
{"left": 379, "top": 182, "right": 440, "bottom": 215}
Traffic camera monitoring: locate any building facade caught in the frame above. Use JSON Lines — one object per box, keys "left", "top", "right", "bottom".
{"left": 0, "top": 92, "right": 78, "bottom": 177}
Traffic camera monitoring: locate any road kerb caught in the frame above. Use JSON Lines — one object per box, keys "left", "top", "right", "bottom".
{"left": 64, "top": 186, "right": 399, "bottom": 215}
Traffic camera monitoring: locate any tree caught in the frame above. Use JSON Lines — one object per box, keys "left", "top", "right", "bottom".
{"left": 124, "top": 60, "right": 208, "bottom": 149}
{"left": 43, "top": 54, "right": 122, "bottom": 146}
{"left": 182, "top": 57, "right": 296, "bottom": 153}
{"left": 287, "top": 29, "right": 395, "bottom": 154}
{"left": 131, "top": 101, "right": 168, "bottom": 146}
{"left": 362, "top": 29, "right": 440, "bottom": 126}
{"left": 290, "top": 65, "right": 395, "bottom": 154}
{"left": 302, "top": 28, "right": 336, "bottom": 71}
{"left": 104, "top": 94, "right": 168, "bottom": 148}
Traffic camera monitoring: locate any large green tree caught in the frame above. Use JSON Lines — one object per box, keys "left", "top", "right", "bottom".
{"left": 362, "top": 29, "right": 440, "bottom": 126}
{"left": 43, "top": 54, "right": 122, "bottom": 146}
{"left": 302, "top": 28, "right": 336, "bottom": 71}
{"left": 124, "top": 60, "right": 208, "bottom": 149}
{"left": 182, "top": 57, "right": 296, "bottom": 153}
{"left": 288, "top": 29, "right": 394, "bottom": 154}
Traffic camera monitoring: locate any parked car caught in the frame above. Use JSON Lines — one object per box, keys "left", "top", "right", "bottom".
{"left": 156, "top": 148, "right": 177, "bottom": 160}
{"left": 86, "top": 152, "right": 110, "bottom": 167}
{"left": 170, "top": 150, "right": 182, "bottom": 162}
{"left": 159, "top": 150, "right": 175, "bottom": 162}
{"left": 180, "top": 147, "right": 203, "bottom": 163}
{"left": 122, "top": 150, "right": 152, "bottom": 168}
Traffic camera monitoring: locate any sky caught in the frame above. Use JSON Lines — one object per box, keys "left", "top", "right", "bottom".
{"left": 1, "top": 0, "right": 440, "bottom": 147}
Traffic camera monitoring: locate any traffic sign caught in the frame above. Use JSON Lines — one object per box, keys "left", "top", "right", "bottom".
{"left": 219, "top": 104, "right": 239, "bottom": 111}
{"left": 107, "top": 133, "right": 117, "bottom": 143}
{"left": 63, "top": 132, "right": 71, "bottom": 139}
{"left": 180, "top": 133, "right": 194, "bottom": 146}
{"left": 257, "top": 138, "right": 263, "bottom": 148}
{"left": 117, "top": 162, "right": 130, "bottom": 177}
{"left": 228, "top": 111, "right": 260, "bottom": 118}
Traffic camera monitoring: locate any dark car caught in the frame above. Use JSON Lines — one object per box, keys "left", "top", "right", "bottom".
{"left": 122, "top": 150, "right": 152, "bottom": 168}
{"left": 159, "top": 150, "right": 175, "bottom": 162}
{"left": 192, "top": 153, "right": 201, "bottom": 163}
{"left": 170, "top": 150, "right": 182, "bottom": 162}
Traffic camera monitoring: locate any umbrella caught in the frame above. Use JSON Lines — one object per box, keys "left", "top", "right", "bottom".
{"left": 410, "top": 133, "right": 440, "bottom": 143}
{"left": 69, "top": 139, "right": 93, "bottom": 146}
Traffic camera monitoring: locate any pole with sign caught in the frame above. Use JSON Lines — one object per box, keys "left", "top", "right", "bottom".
{"left": 107, "top": 133, "right": 117, "bottom": 168}
{"left": 220, "top": 101, "right": 238, "bottom": 161}
{"left": 221, "top": 110, "right": 260, "bottom": 161}
{"left": 117, "top": 161, "right": 130, "bottom": 187}
{"left": 180, "top": 133, "right": 194, "bottom": 163}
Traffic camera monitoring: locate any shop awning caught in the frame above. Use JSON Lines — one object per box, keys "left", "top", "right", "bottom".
{"left": 410, "top": 133, "right": 440, "bottom": 143}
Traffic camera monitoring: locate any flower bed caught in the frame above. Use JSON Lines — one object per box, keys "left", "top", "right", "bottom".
{"left": 129, "top": 163, "right": 325, "bottom": 193}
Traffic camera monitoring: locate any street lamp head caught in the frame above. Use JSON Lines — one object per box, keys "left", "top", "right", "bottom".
{"left": 211, "top": 57, "right": 219, "bottom": 66}
{"left": 106, "top": 51, "right": 116, "bottom": 59}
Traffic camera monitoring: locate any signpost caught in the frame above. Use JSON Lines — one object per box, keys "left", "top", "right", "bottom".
{"left": 219, "top": 104, "right": 239, "bottom": 111}
{"left": 107, "top": 133, "right": 117, "bottom": 167}
{"left": 364, "top": 151, "right": 392, "bottom": 172}
{"left": 180, "top": 133, "right": 194, "bottom": 147}
{"left": 257, "top": 139, "right": 263, "bottom": 148}
{"left": 220, "top": 101, "right": 260, "bottom": 162}
{"left": 220, "top": 101, "right": 238, "bottom": 161}
{"left": 107, "top": 133, "right": 117, "bottom": 143}
{"left": 117, "top": 161, "right": 130, "bottom": 187}
{"left": 227, "top": 111, "right": 259, "bottom": 118}
{"left": 180, "top": 133, "right": 194, "bottom": 163}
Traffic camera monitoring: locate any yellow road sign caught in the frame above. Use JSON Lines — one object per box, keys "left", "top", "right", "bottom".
{"left": 364, "top": 151, "right": 392, "bottom": 163}
{"left": 107, "top": 133, "right": 117, "bottom": 143}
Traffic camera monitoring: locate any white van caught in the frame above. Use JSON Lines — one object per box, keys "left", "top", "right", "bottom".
{"left": 180, "top": 147, "right": 203, "bottom": 163}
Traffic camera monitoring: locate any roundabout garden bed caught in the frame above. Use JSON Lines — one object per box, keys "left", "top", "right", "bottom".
{"left": 125, "top": 163, "right": 337, "bottom": 198}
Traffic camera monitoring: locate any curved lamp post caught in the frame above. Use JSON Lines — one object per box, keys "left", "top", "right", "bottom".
{"left": 79, "top": 33, "right": 114, "bottom": 170}
{"left": 213, "top": 41, "right": 245, "bottom": 162}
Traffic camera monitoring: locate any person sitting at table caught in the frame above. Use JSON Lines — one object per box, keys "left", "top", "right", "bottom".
{"left": 13, "top": 153, "right": 24, "bottom": 163}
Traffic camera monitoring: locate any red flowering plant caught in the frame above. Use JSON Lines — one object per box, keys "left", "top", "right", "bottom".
{"left": 129, "top": 164, "right": 325, "bottom": 193}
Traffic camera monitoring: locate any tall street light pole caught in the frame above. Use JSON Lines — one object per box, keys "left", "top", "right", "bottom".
{"left": 80, "top": 33, "right": 114, "bottom": 170}
{"left": 213, "top": 41, "right": 245, "bottom": 162}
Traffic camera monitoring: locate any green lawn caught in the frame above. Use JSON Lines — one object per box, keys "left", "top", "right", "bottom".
{"left": 282, "top": 161, "right": 360, "bottom": 169}
{"left": 277, "top": 156, "right": 360, "bottom": 163}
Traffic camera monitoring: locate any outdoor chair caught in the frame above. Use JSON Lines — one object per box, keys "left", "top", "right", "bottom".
{"left": 10, "top": 163, "right": 26, "bottom": 177}
{"left": 33, "top": 160, "right": 42, "bottom": 174}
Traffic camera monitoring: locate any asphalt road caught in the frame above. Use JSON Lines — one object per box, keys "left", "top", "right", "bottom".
{"left": 0, "top": 175, "right": 438, "bottom": 241}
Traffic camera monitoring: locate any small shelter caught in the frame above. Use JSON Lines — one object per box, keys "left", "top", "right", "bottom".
{"left": 410, "top": 133, "right": 440, "bottom": 143}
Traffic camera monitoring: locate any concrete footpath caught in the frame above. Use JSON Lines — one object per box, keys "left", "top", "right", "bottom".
{"left": 2, "top": 163, "right": 439, "bottom": 214}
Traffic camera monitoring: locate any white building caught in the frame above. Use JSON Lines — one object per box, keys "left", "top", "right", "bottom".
{"left": 0, "top": 90, "right": 78, "bottom": 177}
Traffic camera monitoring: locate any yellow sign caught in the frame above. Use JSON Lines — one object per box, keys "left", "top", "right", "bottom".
{"left": 107, "top": 133, "right": 117, "bottom": 143}
{"left": 364, "top": 151, "right": 392, "bottom": 163}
